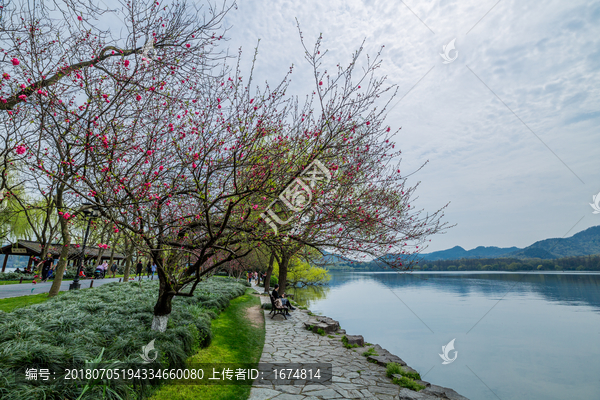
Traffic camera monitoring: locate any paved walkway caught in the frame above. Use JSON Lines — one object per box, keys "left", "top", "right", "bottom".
{"left": 0, "top": 276, "right": 152, "bottom": 298}
{"left": 249, "top": 286, "right": 468, "bottom": 400}
{"left": 249, "top": 292, "right": 407, "bottom": 400}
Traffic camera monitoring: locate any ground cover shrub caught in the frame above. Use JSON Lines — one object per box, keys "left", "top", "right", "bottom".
{"left": 0, "top": 278, "right": 246, "bottom": 399}
{"left": 0, "top": 272, "right": 37, "bottom": 281}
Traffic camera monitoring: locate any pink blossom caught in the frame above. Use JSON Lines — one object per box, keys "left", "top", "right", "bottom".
{"left": 77, "top": 16, "right": 82, "bottom": 21}
{"left": 18, "top": 95, "right": 27, "bottom": 101}
{"left": 2, "top": 73, "right": 9, "bottom": 80}
{"left": 124, "top": 60, "right": 130, "bottom": 67}
{"left": 11, "top": 58, "right": 19, "bottom": 66}
{"left": 252, "top": 205, "right": 258, "bottom": 210}
{"left": 186, "top": 44, "right": 191, "bottom": 48}
{"left": 136, "top": 95, "right": 142, "bottom": 101}
{"left": 15, "top": 145, "right": 26, "bottom": 154}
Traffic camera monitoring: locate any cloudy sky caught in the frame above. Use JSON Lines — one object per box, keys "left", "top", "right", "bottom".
{"left": 213, "top": 0, "right": 600, "bottom": 252}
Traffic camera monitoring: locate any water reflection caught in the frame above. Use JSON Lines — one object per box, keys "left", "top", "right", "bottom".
{"left": 287, "top": 271, "right": 600, "bottom": 400}
{"left": 288, "top": 285, "right": 330, "bottom": 309}
{"left": 292, "top": 272, "right": 600, "bottom": 312}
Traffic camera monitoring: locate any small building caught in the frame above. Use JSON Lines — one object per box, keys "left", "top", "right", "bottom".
{"left": 0, "top": 240, "right": 126, "bottom": 272}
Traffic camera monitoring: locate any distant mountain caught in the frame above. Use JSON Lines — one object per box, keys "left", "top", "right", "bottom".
{"left": 505, "top": 225, "right": 600, "bottom": 259}
{"left": 313, "top": 225, "right": 600, "bottom": 269}
{"left": 420, "top": 245, "right": 521, "bottom": 261}
{"left": 420, "top": 225, "right": 600, "bottom": 261}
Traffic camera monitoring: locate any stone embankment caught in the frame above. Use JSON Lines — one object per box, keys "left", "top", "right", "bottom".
{"left": 250, "top": 291, "right": 468, "bottom": 400}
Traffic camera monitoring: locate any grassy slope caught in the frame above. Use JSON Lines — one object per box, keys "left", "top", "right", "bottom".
{"left": 150, "top": 289, "right": 265, "bottom": 400}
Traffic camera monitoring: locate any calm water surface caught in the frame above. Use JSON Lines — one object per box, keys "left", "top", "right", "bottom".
{"left": 289, "top": 272, "right": 600, "bottom": 400}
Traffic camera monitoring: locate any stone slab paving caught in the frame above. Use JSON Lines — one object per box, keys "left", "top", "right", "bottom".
{"left": 248, "top": 290, "right": 468, "bottom": 400}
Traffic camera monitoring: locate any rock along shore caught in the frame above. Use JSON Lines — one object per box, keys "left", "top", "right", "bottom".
{"left": 250, "top": 291, "right": 469, "bottom": 400}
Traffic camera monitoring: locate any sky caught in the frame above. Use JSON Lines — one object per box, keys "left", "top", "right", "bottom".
{"left": 76, "top": 0, "right": 600, "bottom": 253}
{"left": 210, "top": 0, "right": 600, "bottom": 252}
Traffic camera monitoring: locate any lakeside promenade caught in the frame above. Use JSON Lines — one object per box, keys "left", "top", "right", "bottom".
{"left": 249, "top": 286, "right": 468, "bottom": 400}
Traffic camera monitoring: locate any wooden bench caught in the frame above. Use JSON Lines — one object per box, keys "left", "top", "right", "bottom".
{"left": 269, "top": 294, "right": 288, "bottom": 320}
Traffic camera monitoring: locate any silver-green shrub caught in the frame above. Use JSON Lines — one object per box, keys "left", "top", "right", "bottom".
{"left": 0, "top": 278, "right": 246, "bottom": 399}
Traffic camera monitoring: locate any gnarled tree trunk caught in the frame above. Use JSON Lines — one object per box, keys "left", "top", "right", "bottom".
{"left": 278, "top": 252, "right": 290, "bottom": 297}
{"left": 264, "top": 252, "right": 275, "bottom": 293}
{"left": 122, "top": 237, "right": 134, "bottom": 283}
{"left": 48, "top": 187, "right": 69, "bottom": 297}
{"left": 152, "top": 273, "right": 174, "bottom": 332}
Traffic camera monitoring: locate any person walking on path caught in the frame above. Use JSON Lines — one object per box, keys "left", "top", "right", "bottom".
{"left": 151, "top": 263, "right": 157, "bottom": 280}
{"left": 136, "top": 260, "right": 143, "bottom": 278}
{"left": 146, "top": 262, "right": 152, "bottom": 278}
{"left": 109, "top": 262, "right": 118, "bottom": 278}
{"left": 41, "top": 257, "right": 53, "bottom": 283}
{"left": 46, "top": 264, "right": 55, "bottom": 281}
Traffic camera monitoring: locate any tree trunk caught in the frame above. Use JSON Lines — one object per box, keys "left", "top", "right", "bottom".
{"left": 94, "top": 230, "right": 108, "bottom": 267}
{"left": 264, "top": 253, "right": 275, "bottom": 293}
{"left": 278, "top": 252, "right": 290, "bottom": 297}
{"left": 108, "top": 236, "right": 116, "bottom": 268}
{"left": 152, "top": 279, "right": 174, "bottom": 332}
{"left": 122, "top": 239, "right": 134, "bottom": 283}
{"left": 37, "top": 242, "right": 51, "bottom": 275}
{"left": 48, "top": 188, "right": 69, "bottom": 297}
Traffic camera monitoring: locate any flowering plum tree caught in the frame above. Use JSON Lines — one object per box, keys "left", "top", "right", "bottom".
{"left": 2, "top": 1, "right": 451, "bottom": 332}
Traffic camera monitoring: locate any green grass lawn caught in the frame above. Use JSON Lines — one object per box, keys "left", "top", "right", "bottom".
{"left": 0, "top": 280, "right": 35, "bottom": 285}
{"left": 0, "top": 292, "right": 56, "bottom": 312}
{"left": 150, "top": 289, "right": 265, "bottom": 400}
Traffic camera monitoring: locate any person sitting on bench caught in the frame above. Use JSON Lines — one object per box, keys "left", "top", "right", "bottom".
{"left": 272, "top": 284, "right": 296, "bottom": 311}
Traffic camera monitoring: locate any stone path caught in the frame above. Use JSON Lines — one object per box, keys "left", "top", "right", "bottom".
{"left": 248, "top": 290, "right": 468, "bottom": 400}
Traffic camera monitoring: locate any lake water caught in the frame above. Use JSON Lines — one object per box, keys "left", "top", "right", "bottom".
{"left": 288, "top": 271, "right": 600, "bottom": 400}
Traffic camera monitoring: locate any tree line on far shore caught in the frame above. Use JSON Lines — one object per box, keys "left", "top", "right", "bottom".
{"left": 322, "top": 254, "right": 600, "bottom": 272}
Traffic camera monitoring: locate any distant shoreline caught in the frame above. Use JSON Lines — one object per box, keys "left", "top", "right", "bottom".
{"left": 324, "top": 270, "right": 600, "bottom": 274}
